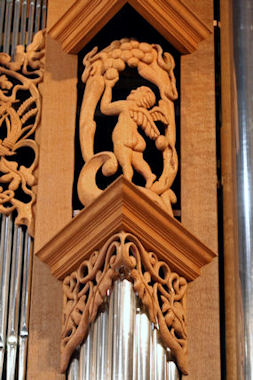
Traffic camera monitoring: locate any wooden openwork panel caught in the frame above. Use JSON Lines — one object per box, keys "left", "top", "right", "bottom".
{"left": 0, "top": 31, "right": 45, "bottom": 236}
{"left": 62, "top": 231, "right": 187, "bottom": 374}
{"left": 77, "top": 39, "right": 178, "bottom": 216}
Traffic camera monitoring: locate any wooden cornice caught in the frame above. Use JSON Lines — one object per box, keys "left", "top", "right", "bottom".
{"left": 48, "top": 0, "right": 212, "bottom": 54}
{"left": 36, "top": 177, "right": 216, "bottom": 281}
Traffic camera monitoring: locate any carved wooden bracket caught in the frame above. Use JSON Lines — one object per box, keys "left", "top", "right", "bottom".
{"left": 0, "top": 31, "right": 45, "bottom": 236}
{"left": 48, "top": 0, "right": 211, "bottom": 54}
{"left": 61, "top": 231, "right": 188, "bottom": 374}
{"left": 36, "top": 177, "right": 216, "bottom": 373}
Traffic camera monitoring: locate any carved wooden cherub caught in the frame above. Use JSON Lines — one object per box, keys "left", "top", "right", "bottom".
{"left": 101, "top": 77, "right": 167, "bottom": 188}
{"left": 78, "top": 39, "right": 178, "bottom": 214}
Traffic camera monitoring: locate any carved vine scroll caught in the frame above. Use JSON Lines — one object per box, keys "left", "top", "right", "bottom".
{"left": 61, "top": 231, "right": 187, "bottom": 374}
{"left": 78, "top": 39, "right": 178, "bottom": 216}
{"left": 0, "top": 31, "right": 45, "bottom": 236}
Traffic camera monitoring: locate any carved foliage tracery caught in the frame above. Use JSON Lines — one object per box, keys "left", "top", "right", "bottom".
{"left": 61, "top": 231, "right": 188, "bottom": 374}
{"left": 78, "top": 39, "right": 178, "bottom": 216}
{"left": 0, "top": 31, "right": 45, "bottom": 236}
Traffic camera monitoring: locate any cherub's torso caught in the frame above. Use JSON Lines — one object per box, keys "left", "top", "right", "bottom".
{"left": 112, "top": 105, "right": 146, "bottom": 152}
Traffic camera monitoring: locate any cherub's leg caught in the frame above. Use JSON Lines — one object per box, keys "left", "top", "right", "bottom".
{"left": 132, "top": 151, "right": 156, "bottom": 188}
{"left": 122, "top": 161, "right": 134, "bottom": 182}
{"left": 114, "top": 144, "right": 134, "bottom": 182}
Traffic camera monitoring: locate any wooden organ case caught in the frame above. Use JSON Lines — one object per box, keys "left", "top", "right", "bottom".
{"left": 0, "top": 1, "right": 222, "bottom": 379}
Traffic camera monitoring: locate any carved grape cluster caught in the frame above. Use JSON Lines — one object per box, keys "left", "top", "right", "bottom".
{"left": 104, "top": 38, "right": 154, "bottom": 80}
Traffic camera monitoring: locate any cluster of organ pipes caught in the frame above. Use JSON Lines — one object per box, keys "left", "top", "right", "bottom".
{"left": 0, "top": 0, "right": 47, "bottom": 54}
{"left": 0, "top": 1, "right": 47, "bottom": 379}
{"left": 67, "top": 280, "right": 180, "bottom": 380}
{"left": 0, "top": 216, "right": 32, "bottom": 379}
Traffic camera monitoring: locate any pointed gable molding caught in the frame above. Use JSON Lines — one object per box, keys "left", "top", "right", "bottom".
{"left": 48, "top": 0, "right": 211, "bottom": 54}
{"left": 36, "top": 177, "right": 216, "bottom": 281}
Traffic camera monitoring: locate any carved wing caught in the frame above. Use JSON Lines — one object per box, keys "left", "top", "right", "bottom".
{"left": 149, "top": 106, "right": 169, "bottom": 125}
{"left": 129, "top": 108, "right": 160, "bottom": 140}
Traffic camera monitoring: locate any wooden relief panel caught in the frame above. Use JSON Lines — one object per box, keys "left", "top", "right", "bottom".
{"left": 77, "top": 39, "right": 178, "bottom": 216}
{"left": 0, "top": 31, "right": 45, "bottom": 236}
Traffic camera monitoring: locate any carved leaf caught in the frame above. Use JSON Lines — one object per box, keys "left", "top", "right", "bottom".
{"left": 89, "top": 267, "right": 116, "bottom": 321}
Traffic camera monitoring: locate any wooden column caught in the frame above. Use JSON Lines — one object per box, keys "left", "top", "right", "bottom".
{"left": 220, "top": 0, "right": 242, "bottom": 378}
{"left": 27, "top": 1, "right": 78, "bottom": 378}
{"left": 181, "top": 1, "right": 220, "bottom": 379}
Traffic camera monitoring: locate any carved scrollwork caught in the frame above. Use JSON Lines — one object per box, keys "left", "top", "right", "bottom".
{"left": 0, "top": 31, "right": 45, "bottom": 236}
{"left": 78, "top": 39, "right": 178, "bottom": 216}
{"left": 61, "top": 231, "right": 187, "bottom": 374}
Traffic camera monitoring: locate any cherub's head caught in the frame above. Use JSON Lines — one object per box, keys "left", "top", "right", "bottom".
{"left": 127, "top": 86, "right": 156, "bottom": 109}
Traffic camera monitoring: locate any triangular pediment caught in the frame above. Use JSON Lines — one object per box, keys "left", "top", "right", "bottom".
{"left": 49, "top": 0, "right": 211, "bottom": 54}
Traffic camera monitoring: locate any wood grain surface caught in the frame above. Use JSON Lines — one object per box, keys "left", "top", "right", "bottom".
{"left": 36, "top": 177, "right": 216, "bottom": 281}
{"left": 27, "top": 0, "right": 78, "bottom": 376}
{"left": 220, "top": 0, "right": 243, "bottom": 378}
{"left": 181, "top": 1, "right": 221, "bottom": 379}
{"left": 48, "top": 0, "right": 211, "bottom": 54}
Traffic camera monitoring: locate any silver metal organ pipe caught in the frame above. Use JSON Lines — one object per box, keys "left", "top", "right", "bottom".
{"left": 79, "top": 327, "right": 92, "bottom": 380}
{"left": 27, "top": 0, "right": 35, "bottom": 45}
{"left": 20, "top": 0, "right": 28, "bottom": 46}
{"left": 0, "top": 222, "right": 38, "bottom": 380}
{"left": 41, "top": 0, "right": 47, "bottom": 29}
{"left": 3, "top": 0, "right": 14, "bottom": 54}
{"left": 167, "top": 358, "right": 180, "bottom": 380}
{"left": 67, "top": 279, "right": 180, "bottom": 379}
{"left": 0, "top": 0, "right": 6, "bottom": 48}
{"left": 95, "top": 310, "right": 103, "bottom": 380}
{"left": 11, "top": 0, "right": 21, "bottom": 58}
{"left": 112, "top": 279, "right": 136, "bottom": 380}
{"left": 232, "top": 0, "right": 253, "bottom": 378}
{"left": 90, "top": 314, "right": 98, "bottom": 378}
{"left": 152, "top": 327, "right": 166, "bottom": 380}
{"left": 112, "top": 281, "right": 119, "bottom": 380}
{"left": 0, "top": 215, "right": 13, "bottom": 379}
{"left": 68, "top": 352, "right": 80, "bottom": 380}
{"left": 96, "top": 302, "right": 110, "bottom": 380}
{"left": 18, "top": 234, "right": 33, "bottom": 380}
{"left": 106, "top": 288, "right": 114, "bottom": 379}
{"left": 133, "top": 299, "right": 151, "bottom": 380}
{"left": 7, "top": 226, "right": 24, "bottom": 380}
{"left": 34, "top": 0, "right": 41, "bottom": 34}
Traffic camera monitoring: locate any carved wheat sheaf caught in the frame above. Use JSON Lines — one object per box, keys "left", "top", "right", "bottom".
{"left": 61, "top": 231, "right": 188, "bottom": 374}
{"left": 0, "top": 31, "right": 45, "bottom": 236}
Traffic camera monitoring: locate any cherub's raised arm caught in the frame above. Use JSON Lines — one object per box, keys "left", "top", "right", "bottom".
{"left": 100, "top": 78, "right": 125, "bottom": 116}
